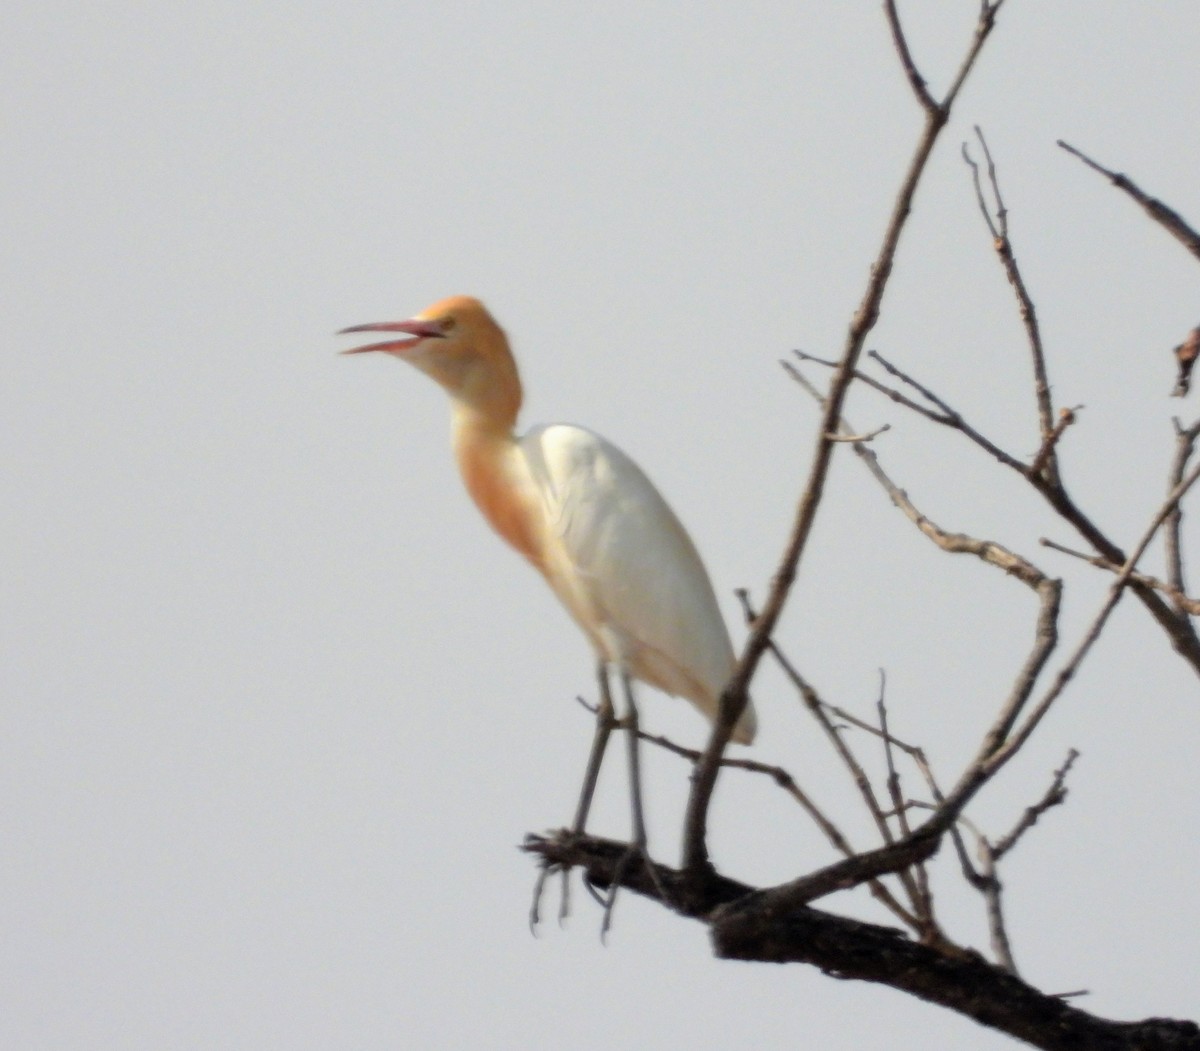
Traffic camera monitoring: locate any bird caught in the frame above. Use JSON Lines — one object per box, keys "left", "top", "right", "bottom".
{"left": 339, "top": 295, "right": 756, "bottom": 850}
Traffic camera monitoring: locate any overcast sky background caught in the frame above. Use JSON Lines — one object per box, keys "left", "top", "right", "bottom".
{"left": 6, "top": 3, "right": 1200, "bottom": 1048}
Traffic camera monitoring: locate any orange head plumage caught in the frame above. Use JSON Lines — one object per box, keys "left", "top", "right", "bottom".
{"left": 340, "top": 295, "right": 523, "bottom": 430}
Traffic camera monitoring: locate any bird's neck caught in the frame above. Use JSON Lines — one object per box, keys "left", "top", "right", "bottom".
{"left": 451, "top": 402, "right": 543, "bottom": 569}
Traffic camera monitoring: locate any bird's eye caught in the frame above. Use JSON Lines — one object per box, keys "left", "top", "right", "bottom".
{"left": 441, "top": 317, "right": 457, "bottom": 333}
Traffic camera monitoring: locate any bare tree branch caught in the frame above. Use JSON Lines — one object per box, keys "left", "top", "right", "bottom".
{"left": 842, "top": 342, "right": 1200, "bottom": 671}
{"left": 958, "top": 750, "right": 1078, "bottom": 976}
{"left": 868, "top": 349, "right": 1028, "bottom": 470}
{"left": 1058, "top": 139, "right": 1200, "bottom": 263}
{"left": 1040, "top": 538, "right": 1200, "bottom": 615}
{"left": 525, "top": 9, "right": 1200, "bottom": 1046}
{"left": 876, "top": 676, "right": 936, "bottom": 935}
{"left": 967, "top": 829, "right": 1018, "bottom": 974}
{"left": 975, "top": 455, "right": 1200, "bottom": 782}
{"left": 964, "top": 126, "right": 1057, "bottom": 464}
{"left": 733, "top": 589, "right": 932, "bottom": 931}
{"left": 1166, "top": 417, "right": 1200, "bottom": 610}
{"left": 681, "top": 0, "right": 1009, "bottom": 879}
{"left": 993, "top": 749, "right": 1078, "bottom": 860}
{"left": 1029, "top": 407, "right": 1082, "bottom": 478}
{"left": 789, "top": 353, "right": 952, "bottom": 425}
{"left": 883, "top": 0, "right": 937, "bottom": 111}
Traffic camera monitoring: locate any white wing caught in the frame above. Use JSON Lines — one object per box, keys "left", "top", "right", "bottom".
{"left": 519, "top": 423, "right": 755, "bottom": 743}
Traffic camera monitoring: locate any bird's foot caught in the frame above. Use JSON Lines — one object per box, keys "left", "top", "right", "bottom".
{"left": 528, "top": 862, "right": 557, "bottom": 934}
{"left": 525, "top": 829, "right": 673, "bottom": 939}
{"left": 528, "top": 828, "right": 589, "bottom": 932}
{"left": 599, "top": 839, "right": 670, "bottom": 941}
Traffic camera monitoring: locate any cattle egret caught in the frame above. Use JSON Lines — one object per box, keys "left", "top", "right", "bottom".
{"left": 339, "top": 296, "right": 755, "bottom": 852}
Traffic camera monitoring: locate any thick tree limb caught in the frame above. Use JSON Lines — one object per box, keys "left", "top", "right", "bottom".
{"left": 711, "top": 897, "right": 1200, "bottom": 1051}
{"left": 523, "top": 832, "right": 1200, "bottom": 1051}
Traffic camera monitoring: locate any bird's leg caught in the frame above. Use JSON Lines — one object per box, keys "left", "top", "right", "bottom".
{"left": 618, "top": 672, "right": 648, "bottom": 848}
{"left": 598, "top": 672, "right": 671, "bottom": 938}
{"left": 572, "top": 661, "right": 617, "bottom": 833}
{"left": 532, "top": 662, "right": 617, "bottom": 930}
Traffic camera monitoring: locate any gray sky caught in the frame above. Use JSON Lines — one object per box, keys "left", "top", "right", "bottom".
{"left": 5, "top": 3, "right": 1200, "bottom": 1048}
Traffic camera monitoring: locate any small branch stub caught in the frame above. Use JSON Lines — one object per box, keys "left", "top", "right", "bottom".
{"left": 1173, "top": 326, "right": 1200, "bottom": 397}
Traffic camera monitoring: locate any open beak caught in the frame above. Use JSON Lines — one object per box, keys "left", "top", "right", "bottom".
{"left": 337, "top": 317, "right": 446, "bottom": 356}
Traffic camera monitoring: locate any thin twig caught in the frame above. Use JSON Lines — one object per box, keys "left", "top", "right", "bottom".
{"left": 1165, "top": 418, "right": 1200, "bottom": 613}
{"left": 749, "top": 504, "right": 1142, "bottom": 912}
{"left": 827, "top": 424, "right": 891, "bottom": 443}
{"left": 667, "top": 724, "right": 919, "bottom": 928}
{"left": 1029, "top": 406, "right": 1083, "bottom": 478}
{"left": 1058, "top": 139, "right": 1200, "bottom": 263}
{"left": 868, "top": 350, "right": 1028, "bottom": 471}
{"left": 1040, "top": 538, "right": 1200, "bottom": 615}
{"left": 789, "top": 353, "right": 952, "bottom": 425}
{"left": 993, "top": 749, "right": 1079, "bottom": 860}
{"left": 756, "top": 371, "right": 1130, "bottom": 913}
{"left": 977, "top": 836, "right": 1017, "bottom": 973}
{"left": 733, "top": 590, "right": 927, "bottom": 920}
{"left": 730, "top": 598, "right": 896, "bottom": 840}
{"left": 883, "top": 0, "right": 937, "bottom": 112}
{"left": 854, "top": 439, "right": 1054, "bottom": 591}
{"left": 964, "top": 127, "right": 1057, "bottom": 460}
{"left": 956, "top": 749, "right": 1078, "bottom": 974}
{"left": 877, "top": 674, "right": 937, "bottom": 938}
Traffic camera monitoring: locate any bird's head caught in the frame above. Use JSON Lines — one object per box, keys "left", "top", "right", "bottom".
{"left": 340, "top": 295, "right": 522, "bottom": 424}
